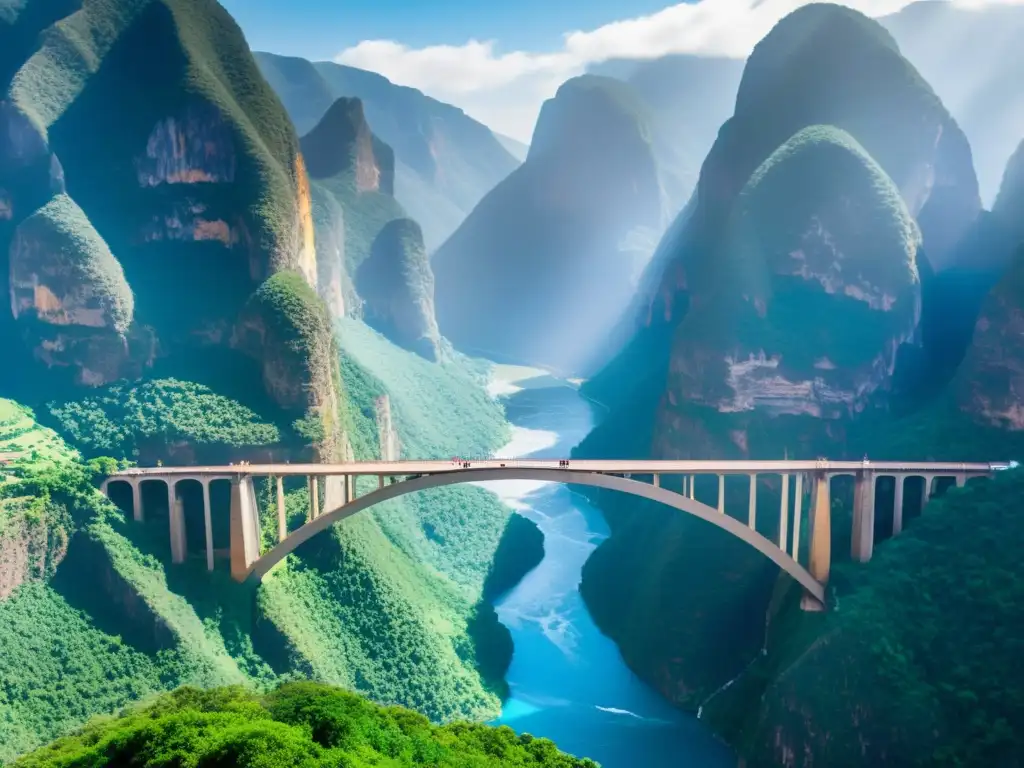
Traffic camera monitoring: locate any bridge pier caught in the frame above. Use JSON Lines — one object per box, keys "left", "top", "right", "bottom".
{"left": 921, "top": 474, "right": 934, "bottom": 515}
{"left": 779, "top": 473, "right": 790, "bottom": 551}
{"left": 132, "top": 480, "right": 143, "bottom": 522}
{"left": 276, "top": 476, "right": 286, "bottom": 543}
{"left": 893, "top": 475, "right": 906, "bottom": 535}
{"left": 169, "top": 482, "right": 187, "bottom": 564}
{"left": 308, "top": 476, "right": 320, "bottom": 521}
{"left": 791, "top": 473, "right": 803, "bottom": 559}
{"left": 717, "top": 475, "right": 725, "bottom": 513}
{"left": 230, "top": 476, "right": 260, "bottom": 582}
{"left": 851, "top": 470, "right": 876, "bottom": 563}
{"left": 748, "top": 474, "right": 757, "bottom": 529}
{"left": 802, "top": 472, "right": 831, "bottom": 611}
{"left": 202, "top": 480, "right": 213, "bottom": 571}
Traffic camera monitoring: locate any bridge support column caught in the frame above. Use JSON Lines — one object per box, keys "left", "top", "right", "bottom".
{"left": 802, "top": 472, "right": 831, "bottom": 611}
{"left": 791, "top": 473, "right": 803, "bottom": 560}
{"left": 779, "top": 473, "right": 790, "bottom": 551}
{"left": 748, "top": 474, "right": 757, "bottom": 529}
{"left": 132, "top": 480, "right": 144, "bottom": 522}
{"left": 230, "top": 476, "right": 260, "bottom": 582}
{"left": 345, "top": 474, "right": 353, "bottom": 503}
{"left": 308, "top": 476, "right": 320, "bottom": 521}
{"left": 717, "top": 475, "right": 725, "bottom": 513}
{"left": 893, "top": 475, "right": 905, "bottom": 535}
{"left": 276, "top": 476, "right": 286, "bottom": 543}
{"left": 168, "top": 482, "right": 186, "bottom": 564}
{"left": 202, "top": 480, "right": 213, "bottom": 572}
{"left": 688, "top": 475, "right": 695, "bottom": 500}
{"left": 378, "top": 475, "right": 384, "bottom": 490}
{"left": 955, "top": 474, "right": 966, "bottom": 488}
{"left": 653, "top": 473, "right": 660, "bottom": 488}
{"left": 851, "top": 471, "right": 875, "bottom": 563}
{"left": 921, "top": 475, "right": 934, "bottom": 515}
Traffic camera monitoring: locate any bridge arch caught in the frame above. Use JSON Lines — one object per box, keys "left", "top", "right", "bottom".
{"left": 247, "top": 467, "right": 825, "bottom": 602}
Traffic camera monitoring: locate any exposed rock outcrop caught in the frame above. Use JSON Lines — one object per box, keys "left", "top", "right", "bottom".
{"left": 661, "top": 126, "right": 920, "bottom": 429}
{"left": 433, "top": 74, "right": 664, "bottom": 375}
{"left": 300, "top": 97, "right": 394, "bottom": 195}
{"left": 357, "top": 218, "right": 440, "bottom": 361}
{"left": 993, "top": 139, "right": 1024, "bottom": 244}
{"left": 298, "top": 96, "right": 405, "bottom": 277}
{"left": 0, "top": 0, "right": 328, "bottom": 434}
{"left": 953, "top": 250, "right": 1024, "bottom": 429}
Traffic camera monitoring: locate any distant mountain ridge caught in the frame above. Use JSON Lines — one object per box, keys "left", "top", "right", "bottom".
{"left": 255, "top": 52, "right": 520, "bottom": 251}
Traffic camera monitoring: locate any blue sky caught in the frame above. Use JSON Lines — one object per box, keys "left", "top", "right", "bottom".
{"left": 220, "top": 0, "right": 674, "bottom": 62}
{"left": 221, "top": 0, "right": 925, "bottom": 141}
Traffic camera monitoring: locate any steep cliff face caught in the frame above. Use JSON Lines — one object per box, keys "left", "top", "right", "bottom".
{"left": 299, "top": 97, "right": 405, "bottom": 281}
{"left": 574, "top": 3, "right": 975, "bottom": 717}
{"left": 993, "top": 139, "right": 1024, "bottom": 243}
{"left": 882, "top": 0, "right": 1024, "bottom": 207}
{"left": 661, "top": 126, "right": 920, "bottom": 434}
{"left": 357, "top": 218, "right": 441, "bottom": 361}
{"left": 951, "top": 251, "right": 1024, "bottom": 430}
{"left": 0, "top": 0, "right": 321, "bottom": 409}
{"left": 641, "top": 2, "right": 975, "bottom": 346}
{"left": 433, "top": 75, "right": 664, "bottom": 375}
{"left": 256, "top": 53, "right": 521, "bottom": 250}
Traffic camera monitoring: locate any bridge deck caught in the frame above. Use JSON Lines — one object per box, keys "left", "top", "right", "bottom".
{"left": 107, "top": 459, "right": 1005, "bottom": 479}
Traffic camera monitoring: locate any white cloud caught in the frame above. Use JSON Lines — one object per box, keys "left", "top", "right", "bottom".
{"left": 336, "top": 0, "right": 1021, "bottom": 142}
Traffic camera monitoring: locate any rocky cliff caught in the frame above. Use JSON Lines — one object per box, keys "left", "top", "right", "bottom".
{"left": 993, "top": 139, "right": 1024, "bottom": 243}
{"left": 433, "top": 74, "right": 664, "bottom": 375}
{"left": 357, "top": 218, "right": 441, "bottom": 361}
{"left": 299, "top": 96, "right": 406, "bottom": 283}
{"left": 256, "top": 53, "right": 521, "bottom": 251}
{"left": 882, "top": 0, "right": 1024, "bottom": 207}
{"left": 574, "top": 2, "right": 978, "bottom": 717}
{"left": 0, "top": 0, "right": 328, "bottom": 437}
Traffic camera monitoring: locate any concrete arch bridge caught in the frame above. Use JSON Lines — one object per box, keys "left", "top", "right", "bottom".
{"left": 101, "top": 459, "right": 1008, "bottom": 611}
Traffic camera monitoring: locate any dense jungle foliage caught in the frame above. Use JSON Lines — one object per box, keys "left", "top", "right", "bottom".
{"left": 14, "top": 683, "right": 597, "bottom": 767}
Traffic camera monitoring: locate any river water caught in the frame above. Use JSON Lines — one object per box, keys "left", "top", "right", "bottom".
{"left": 475, "top": 374, "right": 735, "bottom": 767}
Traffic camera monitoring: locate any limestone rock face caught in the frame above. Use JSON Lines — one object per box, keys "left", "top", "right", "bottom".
{"left": 642, "top": 3, "right": 976, "bottom": 345}
{"left": 300, "top": 97, "right": 394, "bottom": 195}
{"left": 993, "top": 139, "right": 1024, "bottom": 244}
{"left": 433, "top": 75, "right": 664, "bottom": 374}
{"left": 662, "top": 126, "right": 921, "bottom": 430}
{"left": 357, "top": 218, "right": 441, "bottom": 361}
{"left": 0, "top": 0, "right": 325, "bottom": 424}
{"left": 9, "top": 194, "right": 136, "bottom": 384}
{"left": 953, "top": 251, "right": 1024, "bottom": 429}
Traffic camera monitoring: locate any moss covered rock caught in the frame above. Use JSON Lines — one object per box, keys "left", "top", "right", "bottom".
{"left": 0, "top": 0, "right": 319, "bottom": 405}
{"left": 9, "top": 193, "right": 137, "bottom": 384}
{"left": 433, "top": 74, "right": 664, "bottom": 375}
{"left": 357, "top": 218, "right": 441, "bottom": 361}
{"left": 664, "top": 125, "right": 920, "bottom": 423}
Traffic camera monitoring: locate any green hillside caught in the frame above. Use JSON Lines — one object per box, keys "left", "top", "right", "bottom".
{"left": 15, "top": 683, "right": 597, "bottom": 767}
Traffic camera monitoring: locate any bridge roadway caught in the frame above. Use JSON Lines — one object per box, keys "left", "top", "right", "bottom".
{"left": 102, "top": 458, "right": 1007, "bottom": 611}
{"left": 111, "top": 459, "right": 1006, "bottom": 478}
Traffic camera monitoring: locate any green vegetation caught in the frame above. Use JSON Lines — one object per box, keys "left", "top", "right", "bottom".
{"left": 357, "top": 217, "right": 440, "bottom": 359}
{"left": 16, "top": 683, "right": 597, "bottom": 767}
{"left": 244, "top": 271, "right": 344, "bottom": 456}
{"left": 0, "top": 398, "right": 77, "bottom": 473}
{"left": 12, "top": 193, "right": 134, "bottom": 333}
{"left": 254, "top": 320, "right": 523, "bottom": 720}
{"left": 46, "top": 378, "right": 280, "bottom": 459}
{"left": 711, "top": 470, "right": 1024, "bottom": 767}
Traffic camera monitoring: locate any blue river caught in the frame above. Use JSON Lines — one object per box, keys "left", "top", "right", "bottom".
{"left": 478, "top": 376, "right": 735, "bottom": 767}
